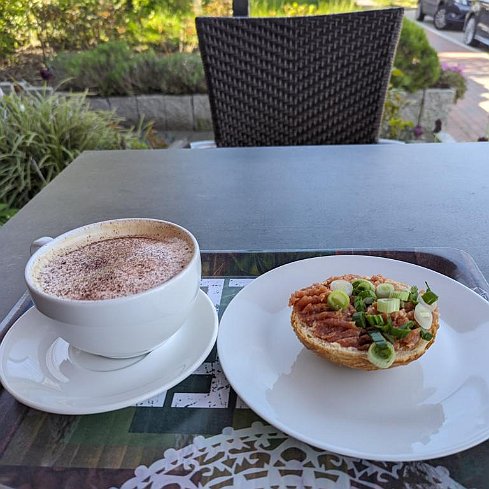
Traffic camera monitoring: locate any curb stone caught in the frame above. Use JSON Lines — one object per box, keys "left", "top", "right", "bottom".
{"left": 105, "top": 94, "right": 210, "bottom": 131}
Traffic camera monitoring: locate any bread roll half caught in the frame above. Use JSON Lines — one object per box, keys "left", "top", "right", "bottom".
{"left": 289, "top": 274, "right": 439, "bottom": 370}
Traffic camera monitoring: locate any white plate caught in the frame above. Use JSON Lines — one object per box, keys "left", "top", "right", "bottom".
{"left": 218, "top": 255, "right": 489, "bottom": 461}
{"left": 0, "top": 290, "right": 218, "bottom": 415}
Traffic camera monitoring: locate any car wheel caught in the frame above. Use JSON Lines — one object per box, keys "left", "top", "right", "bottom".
{"left": 415, "top": 1, "right": 425, "bottom": 21}
{"left": 434, "top": 5, "right": 448, "bottom": 30}
{"left": 463, "top": 16, "right": 478, "bottom": 46}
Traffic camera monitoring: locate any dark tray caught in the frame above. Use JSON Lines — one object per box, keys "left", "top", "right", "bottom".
{"left": 0, "top": 248, "right": 487, "bottom": 489}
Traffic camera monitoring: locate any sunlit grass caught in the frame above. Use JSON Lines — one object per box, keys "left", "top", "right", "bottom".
{"left": 249, "top": 0, "right": 416, "bottom": 17}
{"left": 250, "top": 0, "right": 357, "bottom": 16}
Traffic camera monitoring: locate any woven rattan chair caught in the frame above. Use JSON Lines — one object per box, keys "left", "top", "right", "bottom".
{"left": 196, "top": 9, "right": 403, "bottom": 147}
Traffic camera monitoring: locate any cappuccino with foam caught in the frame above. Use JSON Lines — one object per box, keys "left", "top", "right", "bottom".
{"left": 36, "top": 233, "right": 193, "bottom": 300}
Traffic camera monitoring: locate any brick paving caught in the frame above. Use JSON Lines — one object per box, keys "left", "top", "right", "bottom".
{"left": 424, "top": 31, "right": 489, "bottom": 141}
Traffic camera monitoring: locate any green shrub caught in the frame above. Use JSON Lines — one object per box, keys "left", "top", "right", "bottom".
{"left": 1, "top": 0, "right": 134, "bottom": 62}
{"left": 392, "top": 18, "right": 441, "bottom": 92}
{"left": 434, "top": 64, "right": 467, "bottom": 102}
{"left": 123, "top": 0, "right": 232, "bottom": 51}
{"left": 125, "top": 50, "right": 207, "bottom": 95}
{"left": 381, "top": 88, "right": 414, "bottom": 141}
{"left": 0, "top": 0, "right": 230, "bottom": 57}
{"left": 157, "top": 53, "right": 207, "bottom": 94}
{"left": 126, "top": 7, "right": 192, "bottom": 53}
{"left": 52, "top": 43, "right": 206, "bottom": 96}
{"left": 0, "top": 203, "right": 17, "bottom": 225}
{"left": 36, "top": 0, "right": 132, "bottom": 51}
{"left": 0, "top": 0, "right": 30, "bottom": 60}
{"left": 0, "top": 90, "right": 147, "bottom": 209}
{"left": 52, "top": 42, "right": 135, "bottom": 96}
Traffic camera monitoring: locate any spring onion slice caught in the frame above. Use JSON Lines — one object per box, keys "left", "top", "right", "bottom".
{"left": 390, "top": 290, "right": 410, "bottom": 301}
{"left": 420, "top": 328, "right": 434, "bottom": 341}
{"left": 408, "top": 286, "right": 419, "bottom": 305}
{"left": 357, "top": 289, "right": 377, "bottom": 305}
{"left": 366, "top": 314, "right": 385, "bottom": 327}
{"left": 414, "top": 303, "right": 433, "bottom": 329}
{"left": 368, "top": 330, "right": 388, "bottom": 347}
{"left": 377, "top": 298, "right": 400, "bottom": 314}
{"left": 368, "top": 342, "right": 395, "bottom": 369}
{"left": 417, "top": 293, "right": 437, "bottom": 311}
{"left": 352, "top": 311, "right": 367, "bottom": 329}
{"left": 354, "top": 296, "right": 366, "bottom": 312}
{"left": 352, "top": 279, "right": 375, "bottom": 293}
{"left": 422, "top": 282, "right": 438, "bottom": 305}
{"left": 330, "top": 279, "right": 353, "bottom": 296}
{"left": 327, "top": 290, "right": 350, "bottom": 310}
{"left": 387, "top": 321, "right": 416, "bottom": 339}
{"left": 418, "top": 293, "right": 438, "bottom": 311}
{"left": 376, "top": 282, "right": 394, "bottom": 298}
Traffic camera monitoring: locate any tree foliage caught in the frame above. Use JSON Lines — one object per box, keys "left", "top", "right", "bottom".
{"left": 392, "top": 18, "right": 441, "bottom": 92}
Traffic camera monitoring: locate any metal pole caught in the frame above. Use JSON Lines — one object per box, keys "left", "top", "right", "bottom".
{"left": 232, "top": 0, "right": 249, "bottom": 16}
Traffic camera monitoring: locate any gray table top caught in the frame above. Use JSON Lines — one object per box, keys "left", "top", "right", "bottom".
{"left": 0, "top": 142, "right": 488, "bottom": 320}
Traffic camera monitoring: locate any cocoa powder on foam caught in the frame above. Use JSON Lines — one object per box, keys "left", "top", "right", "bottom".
{"left": 38, "top": 235, "right": 193, "bottom": 300}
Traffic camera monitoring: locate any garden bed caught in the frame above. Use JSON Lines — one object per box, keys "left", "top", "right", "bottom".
{"left": 0, "top": 79, "right": 456, "bottom": 137}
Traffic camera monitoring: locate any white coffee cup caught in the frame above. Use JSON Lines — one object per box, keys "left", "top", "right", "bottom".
{"left": 25, "top": 218, "right": 201, "bottom": 358}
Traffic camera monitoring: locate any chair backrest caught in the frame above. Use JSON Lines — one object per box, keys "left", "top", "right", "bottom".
{"left": 196, "top": 9, "right": 403, "bottom": 147}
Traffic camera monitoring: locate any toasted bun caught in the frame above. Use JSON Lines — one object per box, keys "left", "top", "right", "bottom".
{"left": 291, "top": 309, "right": 439, "bottom": 370}
{"left": 289, "top": 274, "right": 439, "bottom": 370}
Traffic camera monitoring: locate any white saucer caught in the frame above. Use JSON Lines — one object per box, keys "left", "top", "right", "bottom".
{"left": 0, "top": 290, "right": 218, "bottom": 415}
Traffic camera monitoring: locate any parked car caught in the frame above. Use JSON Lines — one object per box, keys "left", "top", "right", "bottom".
{"left": 415, "top": 0, "right": 471, "bottom": 29}
{"left": 463, "top": 0, "right": 489, "bottom": 46}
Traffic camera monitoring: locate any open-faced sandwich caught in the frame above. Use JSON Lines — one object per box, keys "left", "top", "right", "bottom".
{"left": 289, "top": 274, "right": 439, "bottom": 370}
